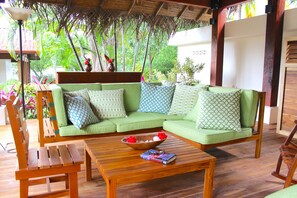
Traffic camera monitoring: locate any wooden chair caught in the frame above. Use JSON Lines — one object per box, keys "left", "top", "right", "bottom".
{"left": 6, "top": 96, "right": 83, "bottom": 198}
{"left": 272, "top": 120, "right": 297, "bottom": 188}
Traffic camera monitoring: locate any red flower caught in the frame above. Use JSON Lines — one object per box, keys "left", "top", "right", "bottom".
{"left": 126, "top": 136, "right": 137, "bottom": 143}
{"left": 158, "top": 132, "right": 167, "bottom": 140}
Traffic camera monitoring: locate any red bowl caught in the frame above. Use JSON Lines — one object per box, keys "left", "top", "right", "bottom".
{"left": 121, "top": 134, "right": 166, "bottom": 150}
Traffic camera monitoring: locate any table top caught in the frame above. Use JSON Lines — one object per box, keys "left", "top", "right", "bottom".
{"left": 84, "top": 133, "right": 216, "bottom": 185}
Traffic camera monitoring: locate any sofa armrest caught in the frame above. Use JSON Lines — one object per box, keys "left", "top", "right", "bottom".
{"left": 49, "top": 84, "right": 68, "bottom": 127}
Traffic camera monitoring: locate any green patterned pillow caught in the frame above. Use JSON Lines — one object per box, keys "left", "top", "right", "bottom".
{"left": 168, "top": 84, "right": 206, "bottom": 115}
{"left": 196, "top": 90, "right": 241, "bottom": 132}
{"left": 88, "top": 89, "right": 127, "bottom": 119}
{"left": 64, "top": 88, "right": 90, "bottom": 103}
{"left": 64, "top": 95, "right": 99, "bottom": 129}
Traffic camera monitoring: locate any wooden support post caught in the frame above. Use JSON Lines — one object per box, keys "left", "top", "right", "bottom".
{"left": 210, "top": 8, "right": 226, "bottom": 86}
{"left": 262, "top": 0, "right": 285, "bottom": 106}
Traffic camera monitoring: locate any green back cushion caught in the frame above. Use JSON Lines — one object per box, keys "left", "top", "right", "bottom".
{"left": 101, "top": 83, "right": 141, "bottom": 112}
{"left": 50, "top": 83, "right": 101, "bottom": 127}
{"left": 58, "top": 83, "right": 102, "bottom": 91}
{"left": 196, "top": 90, "right": 241, "bottom": 132}
{"left": 209, "top": 87, "right": 259, "bottom": 127}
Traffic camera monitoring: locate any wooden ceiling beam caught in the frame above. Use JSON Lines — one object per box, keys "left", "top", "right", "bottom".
{"left": 151, "top": 0, "right": 211, "bottom": 8}
{"left": 221, "top": 0, "right": 250, "bottom": 8}
{"left": 128, "top": 0, "right": 136, "bottom": 15}
{"left": 154, "top": 2, "right": 165, "bottom": 17}
{"left": 177, "top": 5, "right": 188, "bottom": 19}
{"left": 195, "top": 8, "right": 207, "bottom": 21}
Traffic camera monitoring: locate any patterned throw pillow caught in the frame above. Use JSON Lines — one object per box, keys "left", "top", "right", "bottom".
{"left": 138, "top": 82, "right": 175, "bottom": 114}
{"left": 64, "top": 95, "right": 99, "bottom": 129}
{"left": 196, "top": 90, "right": 241, "bottom": 132}
{"left": 88, "top": 89, "right": 127, "bottom": 119}
{"left": 64, "top": 88, "right": 90, "bottom": 103}
{"left": 168, "top": 84, "right": 206, "bottom": 115}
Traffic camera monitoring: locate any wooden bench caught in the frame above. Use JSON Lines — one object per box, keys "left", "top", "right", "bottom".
{"left": 6, "top": 96, "right": 83, "bottom": 197}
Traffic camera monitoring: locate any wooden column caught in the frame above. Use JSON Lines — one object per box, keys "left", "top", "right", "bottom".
{"left": 18, "top": 59, "right": 30, "bottom": 84}
{"left": 210, "top": 8, "right": 227, "bottom": 86}
{"left": 262, "top": 0, "right": 285, "bottom": 106}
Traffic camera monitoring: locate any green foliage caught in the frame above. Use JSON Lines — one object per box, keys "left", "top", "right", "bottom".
{"left": 154, "top": 57, "right": 204, "bottom": 85}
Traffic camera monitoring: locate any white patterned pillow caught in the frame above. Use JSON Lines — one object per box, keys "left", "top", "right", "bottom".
{"left": 196, "top": 90, "right": 241, "bottom": 132}
{"left": 64, "top": 95, "right": 99, "bottom": 129}
{"left": 88, "top": 89, "right": 127, "bottom": 119}
{"left": 138, "top": 82, "right": 175, "bottom": 114}
{"left": 168, "top": 84, "right": 206, "bottom": 115}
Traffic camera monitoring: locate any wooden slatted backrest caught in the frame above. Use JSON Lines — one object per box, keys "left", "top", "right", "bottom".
{"left": 6, "top": 96, "right": 30, "bottom": 169}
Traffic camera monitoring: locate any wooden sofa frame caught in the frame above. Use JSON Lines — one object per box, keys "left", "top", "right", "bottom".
{"left": 36, "top": 84, "right": 265, "bottom": 158}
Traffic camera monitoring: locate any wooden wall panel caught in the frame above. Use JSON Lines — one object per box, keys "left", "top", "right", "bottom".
{"left": 280, "top": 68, "right": 297, "bottom": 131}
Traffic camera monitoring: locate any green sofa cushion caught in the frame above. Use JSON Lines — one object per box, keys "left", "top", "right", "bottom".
{"left": 108, "top": 112, "right": 164, "bottom": 132}
{"left": 151, "top": 113, "right": 184, "bottom": 120}
{"left": 50, "top": 83, "right": 102, "bottom": 127}
{"left": 209, "top": 87, "right": 259, "bottom": 128}
{"left": 102, "top": 83, "right": 141, "bottom": 112}
{"left": 58, "top": 83, "right": 102, "bottom": 92}
{"left": 265, "top": 185, "right": 297, "bottom": 198}
{"left": 59, "top": 119, "right": 116, "bottom": 136}
{"left": 163, "top": 120, "right": 252, "bottom": 145}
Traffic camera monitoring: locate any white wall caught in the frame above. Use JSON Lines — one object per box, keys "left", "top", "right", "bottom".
{"left": 0, "top": 59, "right": 11, "bottom": 83}
{"left": 169, "top": 8, "right": 297, "bottom": 124}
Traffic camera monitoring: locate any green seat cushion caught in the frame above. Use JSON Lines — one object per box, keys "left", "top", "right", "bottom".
{"left": 108, "top": 112, "right": 164, "bottom": 132}
{"left": 59, "top": 119, "right": 116, "bottom": 136}
{"left": 168, "top": 84, "right": 206, "bottom": 115}
{"left": 64, "top": 95, "right": 99, "bottom": 129}
{"left": 138, "top": 82, "right": 175, "bottom": 114}
{"left": 88, "top": 89, "right": 127, "bottom": 119}
{"left": 151, "top": 113, "right": 184, "bottom": 120}
{"left": 196, "top": 90, "right": 241, "bottom": 132}
{"left": 163, "top": 120, "right": 252, "bottom": 145}
{"left": 265, "top": 185, "right": 297, "bottom": 198}
{"left": 102, "top": 83, "right": 141, "bottom": 112}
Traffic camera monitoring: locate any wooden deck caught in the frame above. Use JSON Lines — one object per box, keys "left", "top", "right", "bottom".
{"left": 0, "top": 120, "right": 296, "bottom": 197}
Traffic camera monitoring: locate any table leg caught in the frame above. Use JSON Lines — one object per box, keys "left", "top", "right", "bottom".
{"left": 85, "top": 147, "right": 92, "bottom": 181}
{"left": 203, "top": 159, "right": 215, "bottom": 198}
{"left": 106, "top": 179, "right": 117, "bottom": 198}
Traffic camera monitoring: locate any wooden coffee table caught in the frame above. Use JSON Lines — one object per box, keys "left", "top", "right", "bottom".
{"left": 84, "top": 133, "right": 216, "bottom": 198}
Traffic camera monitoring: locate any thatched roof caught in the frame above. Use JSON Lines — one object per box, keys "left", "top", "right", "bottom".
{"left": 10, "top": 0, "right": 216, "bottom": 35}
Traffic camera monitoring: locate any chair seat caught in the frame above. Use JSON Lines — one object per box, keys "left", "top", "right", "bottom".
{"left": 16, "top": 144, "right": 82, "bottom": 180}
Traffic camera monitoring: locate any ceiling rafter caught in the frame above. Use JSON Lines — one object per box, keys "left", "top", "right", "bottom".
{"left": 195, "top": 8, "right": 208, "bottom": 21}
{"left": 151, "top": 0, "right": 210, "bottom": 8}
{"left": 154, "top": 2, "right": 165, "bottom": 17}
{"left": 128, "top": 0, "right": 136, "bottom": 15}
{"left": 177, "top": 5, "right": 188, "bottom": 19}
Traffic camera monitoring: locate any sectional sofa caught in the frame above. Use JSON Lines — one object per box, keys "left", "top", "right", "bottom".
{"left": 36, "top": 82, "right": 265, "bottom": 158}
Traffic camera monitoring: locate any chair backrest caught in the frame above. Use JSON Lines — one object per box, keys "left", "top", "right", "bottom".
{"left": 6, "top": 96, "right": 29, "bottom": 169}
